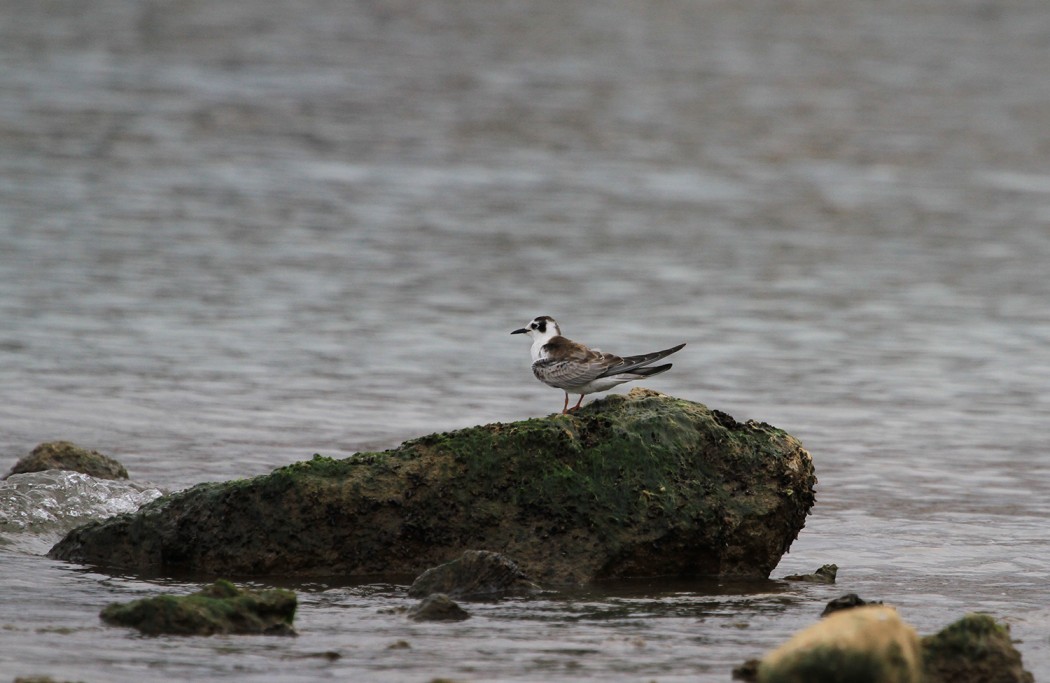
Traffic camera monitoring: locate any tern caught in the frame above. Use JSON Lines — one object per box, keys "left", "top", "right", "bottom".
{"left": 512, "top": 316, "right": 685, "bottom": 414}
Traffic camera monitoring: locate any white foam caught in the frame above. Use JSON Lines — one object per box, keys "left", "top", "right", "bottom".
{"left": 0, "top": 470, "right": 166, "bottom": 555}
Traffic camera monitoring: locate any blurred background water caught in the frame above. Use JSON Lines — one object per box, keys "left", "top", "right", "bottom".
{"left": 2, "top": 0, "right": 1050, "bottom": 680}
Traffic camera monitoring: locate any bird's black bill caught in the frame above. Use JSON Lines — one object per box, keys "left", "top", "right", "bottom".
{"left": 511, "top": 328, "right": 528, "bottom": 335}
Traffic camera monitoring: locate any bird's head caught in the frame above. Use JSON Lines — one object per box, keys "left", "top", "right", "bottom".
{"left": 511, "top": 315, "right": 561, "bottom": 341}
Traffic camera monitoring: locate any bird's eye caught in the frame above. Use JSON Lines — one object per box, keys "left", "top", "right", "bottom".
{"left": 531, "top": 322, "right": 538, "bottom": 329}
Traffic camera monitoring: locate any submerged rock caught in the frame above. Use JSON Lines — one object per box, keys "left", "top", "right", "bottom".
{"left": 408, "top": 593, "right": 470, "bottom": 622}
{"left": 408, "top": 550, "right": 539, "bottom": 599}
{"left": 50, "top": 390, "right": 816, "bottom": 584}
{"left": 821, "top": 593, "right": 882, "bottom": 617}
{"left": 5, "top": 441, "right": 128, "bottom": 480}
{"left": 758, "top": 605, "right": 923, "bottom": 683}
{"left": 783, "top": 563, "right": 837, "bottom": 584}
{"left": 100, "top": 579, "right": 296, "bottom": 636}
{"left": 731, "top": 659, "right": 761, "bottom": 682}
{"left": 922, "top": 613, "right": 1034, "bottom": 683}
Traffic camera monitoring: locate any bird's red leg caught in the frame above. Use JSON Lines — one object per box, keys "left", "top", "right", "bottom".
{"left": 561, "top": 392, "right": 569, "bottom": 414}
{"left": 569, "top": 394, "right": 585, "bottom": 412}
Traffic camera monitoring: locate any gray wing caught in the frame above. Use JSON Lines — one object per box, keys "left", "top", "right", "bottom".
{"left": 532, "top": 353, "right": 618, "bottom": 389}
{"left": 596, "top": 343, "right": 685, "bottom": 378}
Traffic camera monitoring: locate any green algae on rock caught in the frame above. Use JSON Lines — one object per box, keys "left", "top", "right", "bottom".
{"left": 100, "top": 579, "right": 297, "bottom": 636}
{"left": 5, "top": 441, "right": 129, "bottom": 480}
{"left": 922, "top": 613, "right": 1034, "bottom": 683}
{"left": 50, "top": 389, "right": 816, "bottom": 584}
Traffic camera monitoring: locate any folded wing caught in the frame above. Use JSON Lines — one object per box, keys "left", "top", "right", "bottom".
{"left": 533, "top": 350, "right": 619, "bottom": 387}
{"left": 533, "top": 342, "right": 685, "bottom": 389}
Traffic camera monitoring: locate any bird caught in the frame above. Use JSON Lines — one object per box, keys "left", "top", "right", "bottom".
{"left": 511, "top": 316, "right": 685, "bottom": 414}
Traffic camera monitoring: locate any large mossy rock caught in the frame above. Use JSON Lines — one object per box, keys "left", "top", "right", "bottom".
{"left": 50, "top": 389, "right": 816, "bottom": 584}
{"left": 100, "top": 579, "right": 297, "bottom": 636}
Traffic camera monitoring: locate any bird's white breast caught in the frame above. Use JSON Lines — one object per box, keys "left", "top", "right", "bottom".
{"left": 530, "top": 338, "right": 550, "bottom": 363}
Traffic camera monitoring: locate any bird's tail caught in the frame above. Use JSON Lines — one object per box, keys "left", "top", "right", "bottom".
{"left": 599, "top": 343, "right": 685, "bottom": 378}
{"left": 618, "top": 362, "right": 673, "bottom": 379}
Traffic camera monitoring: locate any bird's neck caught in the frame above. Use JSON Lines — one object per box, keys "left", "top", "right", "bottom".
{"left": 530, "top": 333, "right": 560, "bottom": 362}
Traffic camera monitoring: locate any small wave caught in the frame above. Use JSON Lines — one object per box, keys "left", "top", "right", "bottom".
{"left": 0, "top": 470, "right": 166, "bottom": 555}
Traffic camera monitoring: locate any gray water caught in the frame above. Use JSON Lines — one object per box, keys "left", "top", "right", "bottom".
{"left": 3, "top": 0, "right": 1050, "bottom": 680}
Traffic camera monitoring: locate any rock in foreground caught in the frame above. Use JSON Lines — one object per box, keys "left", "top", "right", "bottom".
{"left": 749, "top": 608, "right": 1033, "bottom": 683}
{"left": 759, "top": 606, "right": 923, "bottom": 683}
{"left": 51, "top": 390, "right": 816, "bottom": 584}
{"left": 100, "top": 579, "right": 296, "bottom": 636}
{"left": 922, "top": 614, "right": 1034, "bottom": 683}
{"left": 5, "top": 441, "right": 128, "bottom": 480}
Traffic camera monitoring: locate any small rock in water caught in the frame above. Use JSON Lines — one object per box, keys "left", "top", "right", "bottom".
{"left": 782, "top": 563, "right": 837, "bottom": 584}
{"left": 408, "top": 594, "right": 470, "bottom": 622}
{"left": 5, "top": 441, "right": 128, "bottom": 480}
{"left": 100, "top": 579, "right": 297, "bottom": 636}
{"left": 408, "top": 549, "right": 539, "bottom": 599}
{"left": 821, "top": 593, "right": 882, "bottom": 617}
{"left": 731, "top": 658, "right": 760, "bottom": 681}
